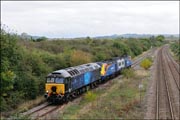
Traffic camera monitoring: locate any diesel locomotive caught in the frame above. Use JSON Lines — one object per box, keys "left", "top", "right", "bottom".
{"left": 44, "top": 56, "right": 132, "bottom": 103}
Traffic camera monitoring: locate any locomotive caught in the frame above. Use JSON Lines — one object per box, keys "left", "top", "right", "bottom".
{"left": 44, "top": 55, "right": 132, "bottom": 103}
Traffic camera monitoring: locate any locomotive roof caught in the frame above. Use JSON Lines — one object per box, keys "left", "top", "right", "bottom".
{"left": 97, "top": 56, "right": 130, "bottom": 66}
{"left": 48, "top": 63, "right": 101, "bottom": 78}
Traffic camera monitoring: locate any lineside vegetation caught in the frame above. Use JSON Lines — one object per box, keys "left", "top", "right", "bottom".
{"left": 140, "top": 58, "right": 153, "bottom": 70}
{"left": 170, "top": 41, "right": 180, "bottom": 58}
{"left": 0, "top": 26, "right": 164, "bottom": 113}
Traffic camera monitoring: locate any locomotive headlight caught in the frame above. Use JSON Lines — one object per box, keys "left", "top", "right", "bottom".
{"left": 46, "top": 90, "right": 49, "bottom": 93}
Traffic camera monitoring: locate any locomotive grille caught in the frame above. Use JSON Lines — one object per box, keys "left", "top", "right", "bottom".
{"left": 51, "top": 86, "right": 57, "bottom": 92}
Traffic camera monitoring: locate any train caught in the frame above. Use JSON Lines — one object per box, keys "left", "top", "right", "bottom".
{"left": 44, "top": 55, "right": 132, "bottom": 103}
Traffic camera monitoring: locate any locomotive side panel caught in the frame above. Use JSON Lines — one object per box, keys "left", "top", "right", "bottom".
{"left": 71, "top": 74, "right": 84, "bottom": 91}
{"left": 84, "top": 71, "right": 92, "bottom": 85}
{"left": 101, "top": 63, "right": 116, "bottom": 80}
{"left": 125, "top": 58, "right": 132, "bottom": 68}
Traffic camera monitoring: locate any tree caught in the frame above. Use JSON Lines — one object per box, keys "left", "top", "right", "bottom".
{"left": 156, "top": 35, "right": 165, "bottom": 42}
{"left": 1, "top": 71, "right": 15, "bottom": 96}
{"left": 125, "top": 40, "right": 143, "bottom": 57}
{"left": 70, "top": 50, "right": 92, "bottom": 66}
{"left": 36, "top": 37, "right": 47, "bottom": 42}
{"left": 0, "top": 28, "right": 18, "bottom": 96}
{"left": 112, "top": 41, "right": 131, "bottom": 55}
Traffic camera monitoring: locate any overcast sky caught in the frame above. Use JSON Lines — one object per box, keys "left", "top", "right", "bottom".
{"left": 1, "top": 1, "right": 179, "bottom": 38}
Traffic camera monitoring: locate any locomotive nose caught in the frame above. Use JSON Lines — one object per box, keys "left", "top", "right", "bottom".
{"left": 51, "top": 86, "right": 57, "bottom": 92}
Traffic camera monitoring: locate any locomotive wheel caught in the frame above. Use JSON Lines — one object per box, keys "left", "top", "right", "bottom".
{"left": 90, "top": 84, "right": 94, "bottom": 89}
{"left": 82, "top": 87, "right": 86, "bottom": 93}
{"left": 63, "top": 97, "right": 68, "bottom": 103}
{"left": 94, "top": 82, "right": 98, "bottom": 87}
{"left": 69, "top": 95, "right": 73, "bottom": 101}
{"left": 72, "top": 92, "right": 77, "bottom": 98}
{"left": 65, "top": 94, "right": 72, "bottom": 102}
{"left": 86, "top": 86, "right": 90, "bottom": 91}
{"left": 77, "top": 90, "right": 80, "bottom": 95}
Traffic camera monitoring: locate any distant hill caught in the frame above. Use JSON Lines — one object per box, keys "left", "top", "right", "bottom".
{"left": 19, "top": 32, "right": 179, "bottom": 40}
{"left": 93, "top": 34, "right": 179, "bottom": 39}
{"left": 19, "top": 32, "right": 47, "bottom": 40}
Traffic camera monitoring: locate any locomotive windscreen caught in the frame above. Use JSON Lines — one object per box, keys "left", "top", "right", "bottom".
{"left": 55, "top": 78, "right": 64, "bottom": 83}
{"left": 47, "top": 77, "right": 55, "bottom": 83}
{"left": 46, "top": 77, "right": 64, "bottom": 84}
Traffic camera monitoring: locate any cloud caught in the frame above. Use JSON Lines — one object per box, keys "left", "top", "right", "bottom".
{"left": 1, "top": 1, "right": 179, "bottom": 38}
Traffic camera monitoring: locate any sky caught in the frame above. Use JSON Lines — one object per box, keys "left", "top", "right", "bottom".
{"left": 1, "top": 1, "right": 179, "bottom": 38}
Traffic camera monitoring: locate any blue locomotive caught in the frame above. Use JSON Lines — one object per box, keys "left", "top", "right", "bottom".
{"left": 44, "top": 56, "right": 132, "bottom": 103}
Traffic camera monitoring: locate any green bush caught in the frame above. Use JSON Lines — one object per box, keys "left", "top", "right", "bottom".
{"left": 140, "top": 58, "right": 152, "bottom": 70}
{"left": 156, "top": 35, "right": 165, "bottom": 42}
{"left": 1, "top": 71, "right": 15, "bottom": 96}
{"left": 122, "top": 69, "right": 135, "bottom": 79}
{"left": 170, "top": 42, "right": 180, "bottom": 56}
{"left": 0, "top": 97, "right": 9, "bottom": 111}
{"left": 9, "top": 91, "right": 24, "bottom": 109}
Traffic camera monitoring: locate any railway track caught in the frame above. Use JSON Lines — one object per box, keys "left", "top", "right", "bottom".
{"left": 166, "top": 50, "right": 179, "bottom": 72}
{"left": 155, "top": 46, "right": 179, "bottom": 119}
{"left": 164, "top": 46, "right": 180, "bottom": 90}
{"left": 22, "top": 102, "right": 67, "bottom": 119}
{"left": 21, "top": 48, "right": 156, "bottom": 119}
{"left": 22, "top": 102, "right": 50, "bottom": 116}
{"left": 30, "top": 104, "right": 65, "bottom": 119}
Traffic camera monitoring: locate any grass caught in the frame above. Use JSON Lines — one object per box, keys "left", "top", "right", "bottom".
{"left": 0, "top": 96, "right": 45, "bottom": 120}
{"left": 58, "top": 69, "right": 150, "bottom": 119}
{"left": 1, "top": 96, "right": 46, "bottom": 119}
{"left": 16, "top": 96, "right": 46, "bottom": 113}
{"left": 169, "top": 49, "right": 179, "bottom": 64}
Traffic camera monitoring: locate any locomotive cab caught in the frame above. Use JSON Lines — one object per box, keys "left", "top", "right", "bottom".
{"left": 125, "top": 56, "right": 132, "bottom": 68}
{"left": 44, "top": 77, "right": 65, "bottom": 102}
